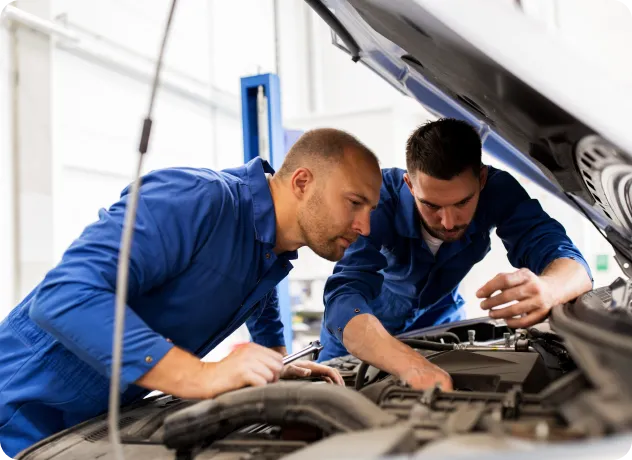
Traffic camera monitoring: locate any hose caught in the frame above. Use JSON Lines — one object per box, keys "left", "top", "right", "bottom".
{"left": 410, "top": 332, "right": 461, "bottom": 344}
{"left": 108, "top": 2, "right": 178, "bottom": 459}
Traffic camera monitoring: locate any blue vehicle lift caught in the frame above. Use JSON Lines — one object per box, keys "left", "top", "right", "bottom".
{"left": 241, "top": 73, "right": 301, "bottom": 353}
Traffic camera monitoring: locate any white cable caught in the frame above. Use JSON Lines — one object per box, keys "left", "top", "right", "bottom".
{"left": 108, "top": 1, "right": 178, "bottom": 459}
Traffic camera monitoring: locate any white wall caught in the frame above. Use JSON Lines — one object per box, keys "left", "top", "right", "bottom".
{"left": 518, "top": 0, "right": 632, "bottom": 86}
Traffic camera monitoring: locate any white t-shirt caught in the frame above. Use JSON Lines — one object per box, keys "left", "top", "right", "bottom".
{"left": 421, "top": 225, "right": 443, "bottom": 256}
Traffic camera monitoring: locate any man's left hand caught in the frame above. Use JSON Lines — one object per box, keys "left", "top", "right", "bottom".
{"left": 281, "top": 361, "right": 345, "bottom": 385}
{"left": 477, "top": 268, "right": 557, "bottom": 328}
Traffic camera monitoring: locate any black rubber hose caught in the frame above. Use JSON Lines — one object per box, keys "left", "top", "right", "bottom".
{"left": 412, "top": 332, "right": 461, "bottom": 344}
{"left": 355, "top": 340, "right": 454, "bottom": 391}
{"left": 399, "top": 339, "right": 456, "bottom": 351}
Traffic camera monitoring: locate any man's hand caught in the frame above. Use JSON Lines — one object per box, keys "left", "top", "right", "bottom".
{"left": 281, "top": 361, "right": 345, "bottom": 385}
{"left": 477, "top": 268, "right": 557, "bottom": 328}
{"left": 135, "top": 343, "right": 284, "bottom": 400}
{"left": 343, "top": 313, "right": 454, "bottom": 392}
{"left": 400, "top": 362, "right": 453, "bottom": 391}
{"left": 205, "top": 343, "right": 284, "bottom": 396}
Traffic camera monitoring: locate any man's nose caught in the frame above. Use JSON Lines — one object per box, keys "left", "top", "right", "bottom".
{"left": 441, "top": 208, "right": 456, "bottom": 230}
{"left": 353, "top": 212, "right": 371, "bottom": 236}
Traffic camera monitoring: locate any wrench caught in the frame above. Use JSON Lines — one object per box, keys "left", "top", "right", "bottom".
{"left": 282, "top": 340, "right": 324, "bottom": 365}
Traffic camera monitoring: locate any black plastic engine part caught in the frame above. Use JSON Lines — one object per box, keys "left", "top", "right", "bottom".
{"left": 162, "top": 381, "right": 397, "bottom": 451}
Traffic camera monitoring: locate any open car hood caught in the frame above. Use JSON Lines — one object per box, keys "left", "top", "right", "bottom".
{"left": 308, "top": 0, "right": 632, "bottom": 274}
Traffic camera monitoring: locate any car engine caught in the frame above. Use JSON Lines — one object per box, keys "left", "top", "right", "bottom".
{"left": 16, "top": 286, "right": 632, "bottom": 460}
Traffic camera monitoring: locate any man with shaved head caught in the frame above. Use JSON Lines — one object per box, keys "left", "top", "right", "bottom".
{"left": 0, "top": 128, "right": 382, "bottom": 457}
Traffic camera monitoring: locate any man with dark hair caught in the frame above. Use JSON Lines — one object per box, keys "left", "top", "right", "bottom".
{"left": 0, "top": 128, "right": 382, "bottom": 457}
{"left": 320, "top": 118, "right": 593, "bottom": 391}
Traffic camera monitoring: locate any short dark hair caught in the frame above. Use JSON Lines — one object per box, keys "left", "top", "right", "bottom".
{"left": 277, "top": 128, "right": 379, "bottom": 177}
{"left": 406, "top": 118, "right": 482, "bottom": 180}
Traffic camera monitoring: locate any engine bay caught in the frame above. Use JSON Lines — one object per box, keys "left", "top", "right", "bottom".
{"left": 18, "top": 285, "right": 632, "bottom": 460}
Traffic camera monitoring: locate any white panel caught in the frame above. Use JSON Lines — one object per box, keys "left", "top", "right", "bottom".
{"left": 210, "top": 0, "right": 276, "bottom": 96}
{"left": 19, "top": 193, "right": 53, "bottom": 263}
{"left": 276, "top": 0, "right": 310, "bottom": 119}
{"left": 213, "top": 112, "right": 243, "bottom": 170}
{"left": 52, "top": 51, "right": 216, "bottom": 177}
{"left": 52, "top": 0, "right": 213, "bottom": 84}
{"left": 53, "top": 167, "right": 130, "bottom": 260}
{"left": 311, "top": 13, "right": 404, "bottom": 115}
{"left": 555, "top": 0, "right": 632, "bottom": 77}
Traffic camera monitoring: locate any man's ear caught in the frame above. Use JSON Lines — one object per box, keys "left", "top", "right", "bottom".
{"left": 479, "top": 165, "right": 488, "bottom": 190}
{"left": 403, "top": 173, "right": 414, "bottom": 194}
{"left": 291, "top": 167, "right": 313, "bottom": 199}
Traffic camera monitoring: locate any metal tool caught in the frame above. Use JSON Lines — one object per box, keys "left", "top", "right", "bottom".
{"left": 283, "top": 340, "right": 324, "bottom": 365}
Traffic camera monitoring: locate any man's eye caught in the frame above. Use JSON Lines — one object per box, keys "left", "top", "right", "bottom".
{"left": 350, "top": 200, "right": 362, "bottom": 207}
{"left": 425, "top": 203, "right": 440, "bottom": 210}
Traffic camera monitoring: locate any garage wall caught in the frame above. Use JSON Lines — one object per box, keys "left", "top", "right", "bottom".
{"left": 2, "top": 0, "right": 629, "bottom": 326}
{"left": 51, "top": 0, "right": 214, "bottom": 261}
{"left": 0, "top": 0, "right": 283, "bottom": 316}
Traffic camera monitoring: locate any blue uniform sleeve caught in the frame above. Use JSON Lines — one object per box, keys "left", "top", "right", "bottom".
{"left": 491, "top": 171, "right": 593, "bottom": 282}
{"left": 323, "top": 194, "right": 395, "bottom": 343}
{"left": 28, "top": 169, "right": 220, "bottom": 391}
{"left": 245, "top": 287, "right": 286, "bottom": 348}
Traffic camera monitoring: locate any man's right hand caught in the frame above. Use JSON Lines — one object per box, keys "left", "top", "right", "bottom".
{"left": 204, "top": 343, "right": 284, "bottom": 397}
{"left": 399, "top": 362, "right": 453, "bottom": 391}
{"left": 343, "top": 313, "right": 454, "bottom": 392}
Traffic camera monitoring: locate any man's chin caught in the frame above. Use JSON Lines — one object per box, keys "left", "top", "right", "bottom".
{"left": 327, "top": 247, "right": 346, "bottom": 262}
{"left": 437, "top": 230, "right": 466, "bottom": 242}
{"left": 311, "top": 245, "right": 344, "bottom": 262}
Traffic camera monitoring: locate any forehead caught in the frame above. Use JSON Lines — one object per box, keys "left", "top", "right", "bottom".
{"left": 334, "top": 152, "right": 382, "bottom": 203}
{"left": 411, "top": 170, "right": 478, "bottom": 205}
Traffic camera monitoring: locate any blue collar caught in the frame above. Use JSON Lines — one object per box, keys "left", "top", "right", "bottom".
{"left": 245, "top": 157, "right": 298, "bottom": 261}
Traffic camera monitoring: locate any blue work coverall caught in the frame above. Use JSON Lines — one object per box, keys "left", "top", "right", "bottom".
{"left": 0, "top": 157, "right": 295, "bottom": 457}
{"left": 319, "top": 166, "right": 592, "bottom": 361}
